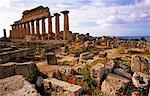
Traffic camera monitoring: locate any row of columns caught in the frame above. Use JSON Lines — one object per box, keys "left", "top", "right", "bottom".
{"left": 11, "top": 10, "right": 70, "bottom": 40}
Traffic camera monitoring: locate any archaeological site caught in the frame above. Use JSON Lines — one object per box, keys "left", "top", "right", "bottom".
{"left": 0, "top": 5, "right": 150, "bottom": 96}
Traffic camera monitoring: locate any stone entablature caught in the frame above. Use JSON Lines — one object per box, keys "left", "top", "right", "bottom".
{"left": 21, "top": 6, "right": 49, "bottom": 23}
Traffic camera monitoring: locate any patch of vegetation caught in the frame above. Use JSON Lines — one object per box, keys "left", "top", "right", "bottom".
{"left": 143, "top": 49, "right": 150, "bottom": 56}
{"left": 89, "top": 59, "right": 106, "bottom": 68}
{"left": 81, "top": 68, "right": 91, "bottom": 81}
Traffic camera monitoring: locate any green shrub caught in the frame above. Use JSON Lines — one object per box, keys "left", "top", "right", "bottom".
{"left": 81, "top": 68, "right": 91, "bottom": 81}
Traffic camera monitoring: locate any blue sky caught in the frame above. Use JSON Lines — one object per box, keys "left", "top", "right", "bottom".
{"left": 0, "top": 0, "right": 150, "bottom": 37}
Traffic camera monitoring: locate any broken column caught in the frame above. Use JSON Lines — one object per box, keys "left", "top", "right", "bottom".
{"left": 48, "top": 16, "right": 54, "bottom": 40}
{"left": 46, "top": 52, "right": 57, "bottom": 65}
{"left": 61, "top": 10, "right": 69, "bottom": 40}
{"left": 3, "top": 29, "right": 7, "bottom": 38}
{"left": 53, "top": 13, "right": 60, "bottom": 40}
{"left": 42, "top": 17, "right": 46, "bottom": 40}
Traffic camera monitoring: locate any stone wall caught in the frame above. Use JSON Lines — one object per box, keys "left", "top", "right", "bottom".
{"left": 0, "top": 48, "right": 30, "bottom": 64}
{"left": 0, "top": 62, "right": 36, "bottom": 80}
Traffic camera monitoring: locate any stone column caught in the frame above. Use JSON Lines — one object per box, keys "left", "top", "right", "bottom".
{"left": 27, "top": 22, "right": 30, "bottom": 35}
{"left": 3, "top": 29, "right": 6, "bottom": 38}
{"left": 61, "top": 10, "right": 69, "bottom": 40}
{"left": 36, "top": 19, "right": 41, "bottom": 39}
{"left": 18, "top": 24, "right": 21, "bottom": 39}
{"left": 31, "top": 20, "right": 35, "bottom": 35}
{"left": 23, "top": 23, "right": 27, "bottom": 39}
{"left": 48, "top": 16, "right": 54, "bottom": 40}
{"left": 20, "top": 24, "right": 23, "bottom": 39}
{"left": 53, "top": 13, "right": 60, "bottom": 40}
{"left": 42, "top": 17, "right": 46, "bottom": 40}
{"left": 16, "top": 24, "right": 19, "bottom": 39}
{"left": 11, "top": 25, "right": 15, "bottom": 39}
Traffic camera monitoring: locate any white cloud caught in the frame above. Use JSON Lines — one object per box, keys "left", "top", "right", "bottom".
{"left": 0, "top": 0, "right": 150, "bottom": 37}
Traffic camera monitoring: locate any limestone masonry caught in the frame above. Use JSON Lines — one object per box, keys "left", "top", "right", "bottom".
{"left": 10, "top": 6, "right": 71, "bottom": 41}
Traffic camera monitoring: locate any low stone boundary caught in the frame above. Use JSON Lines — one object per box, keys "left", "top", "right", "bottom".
{"left": 0, "top": 62, "right": 36, "bottom": 80}
{"left": 0, "top": 48, "right": 30, "bottom": 64}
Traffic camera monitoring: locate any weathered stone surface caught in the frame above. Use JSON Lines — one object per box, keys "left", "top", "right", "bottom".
{"left": 131, "top": 55, "right": 149, "bottom": 74}
{"left": 15, "top": 62, "right": 36, "bottom": 80}
{"left": 79, "top": 52, "right": 93, "bottom": 60}
{"left": 90, "top": 63, "right": 105, "bottom": 86}
{"left": 105, "top": 60, "right": 116, "bottom": 75}
{"left": 99, "top": 52, "right": 107, "bottom": 58}
{"left": 0, "top": 75, "right": 39, "bottom": 96}
{"left": 58, "top": 66, "right": 72, "bottom": 76}
{"left": 113, "top": 68, "right": 132, "bottom": 79}
{"left": 0, "top": 48, "right": 30, "bottom": 63}
{"left": 0, "top": 62, "right": 37, "bottom": 80}
{"left": 43, "top": 78, "right": 83, "bottom": 96}
{"left": 0, "top": 62, "right": 15, "bottom": 79}
{"left": 21, "top": 6, "right": 49, "bottom": 23}
{"left": 132, "top": 72, "right": 149, "bottom": 88}
{"left": 101, "top": 73, "right": 130, "bottom": 96}
{"left": 131, "top": 91, "right": 141, "bottom": 96}
{"left": 47, "top": 52, "right": 57, "bottom": 65}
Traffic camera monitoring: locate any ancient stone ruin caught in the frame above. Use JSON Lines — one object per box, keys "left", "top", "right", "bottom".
{"left": 10, "top": 6, "right": 71, "bottom": 41}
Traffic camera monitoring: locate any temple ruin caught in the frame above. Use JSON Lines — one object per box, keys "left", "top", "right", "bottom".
{"left": 10, "top": 6, "right": 71, "bottom": 41}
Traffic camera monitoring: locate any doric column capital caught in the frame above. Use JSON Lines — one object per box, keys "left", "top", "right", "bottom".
{"left": 60, "top": 10, "right": 69, "bottom": 14}
{"left": 53, "top": 13, "right": 60, "bottom": 16}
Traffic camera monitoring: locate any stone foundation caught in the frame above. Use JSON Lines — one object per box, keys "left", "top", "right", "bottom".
{"left": 0, "top": 48, "right": 30, "bottom": 64}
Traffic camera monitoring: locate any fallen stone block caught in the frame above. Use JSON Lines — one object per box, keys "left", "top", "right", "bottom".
{"left": 101, "top": 73, "right": 130, "bottom": 96}
{"left": 132, "top": 72, "right": 149, "bottom": 88}
{"left": 79, "top": 52, "right": 93, "bottom": 60}
{"left": 131, "top": 55, "right": 149, "bottom": 74}
{"left": 90, "top": 63, "right": 105, "bottom": 86}
{"left": 113, "top": 68, "right": 132, "bottom": 79}
{"left": 47, "top": 52, "right": 57, "bottom": 65}
{"left": 105, "top": 60, "right": 116, "bottom": 75}
{"left": 43, "top": 78, "right": 83, "bottom": 96}
{"left": 0, "top": 75, "right": 39, "bottom": 96}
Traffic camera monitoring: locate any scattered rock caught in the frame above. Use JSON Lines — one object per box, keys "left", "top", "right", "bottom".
{"left": 131, "top": 55, "right": 149, "bottom": 74}
{"left": 90, "top": 63, "right": 105, "bottom": 86}
{"left": 132, "top": 91, "right": 141, "bottom": 96}
{"left": 113, "top": 68, "right": 132, "bottom": 79}
{"left": 99, "top": 52, "right": 107, "bottom": 58}
{"left": 132, "top": 72, "right": 149, "bottom": 88}
{"left": 101, "top": 73, "right": 130, "bottom": 96}
{"left": 79, "top": 52, "right": 93, "bottom": 60}
{"left": 43, "top": 78, "right": 83, "bottom": 96}
{"left": 105, "top": 60, "right": 116, "bottom": 75}
{"left": 36, "top": 76, "right": 43, "bottom": 88}
{"left": 0, "top": 75, "right": 39, "bottom": 96}
{"left": 47, "top": 52, "right": 57, "bottom": 65}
